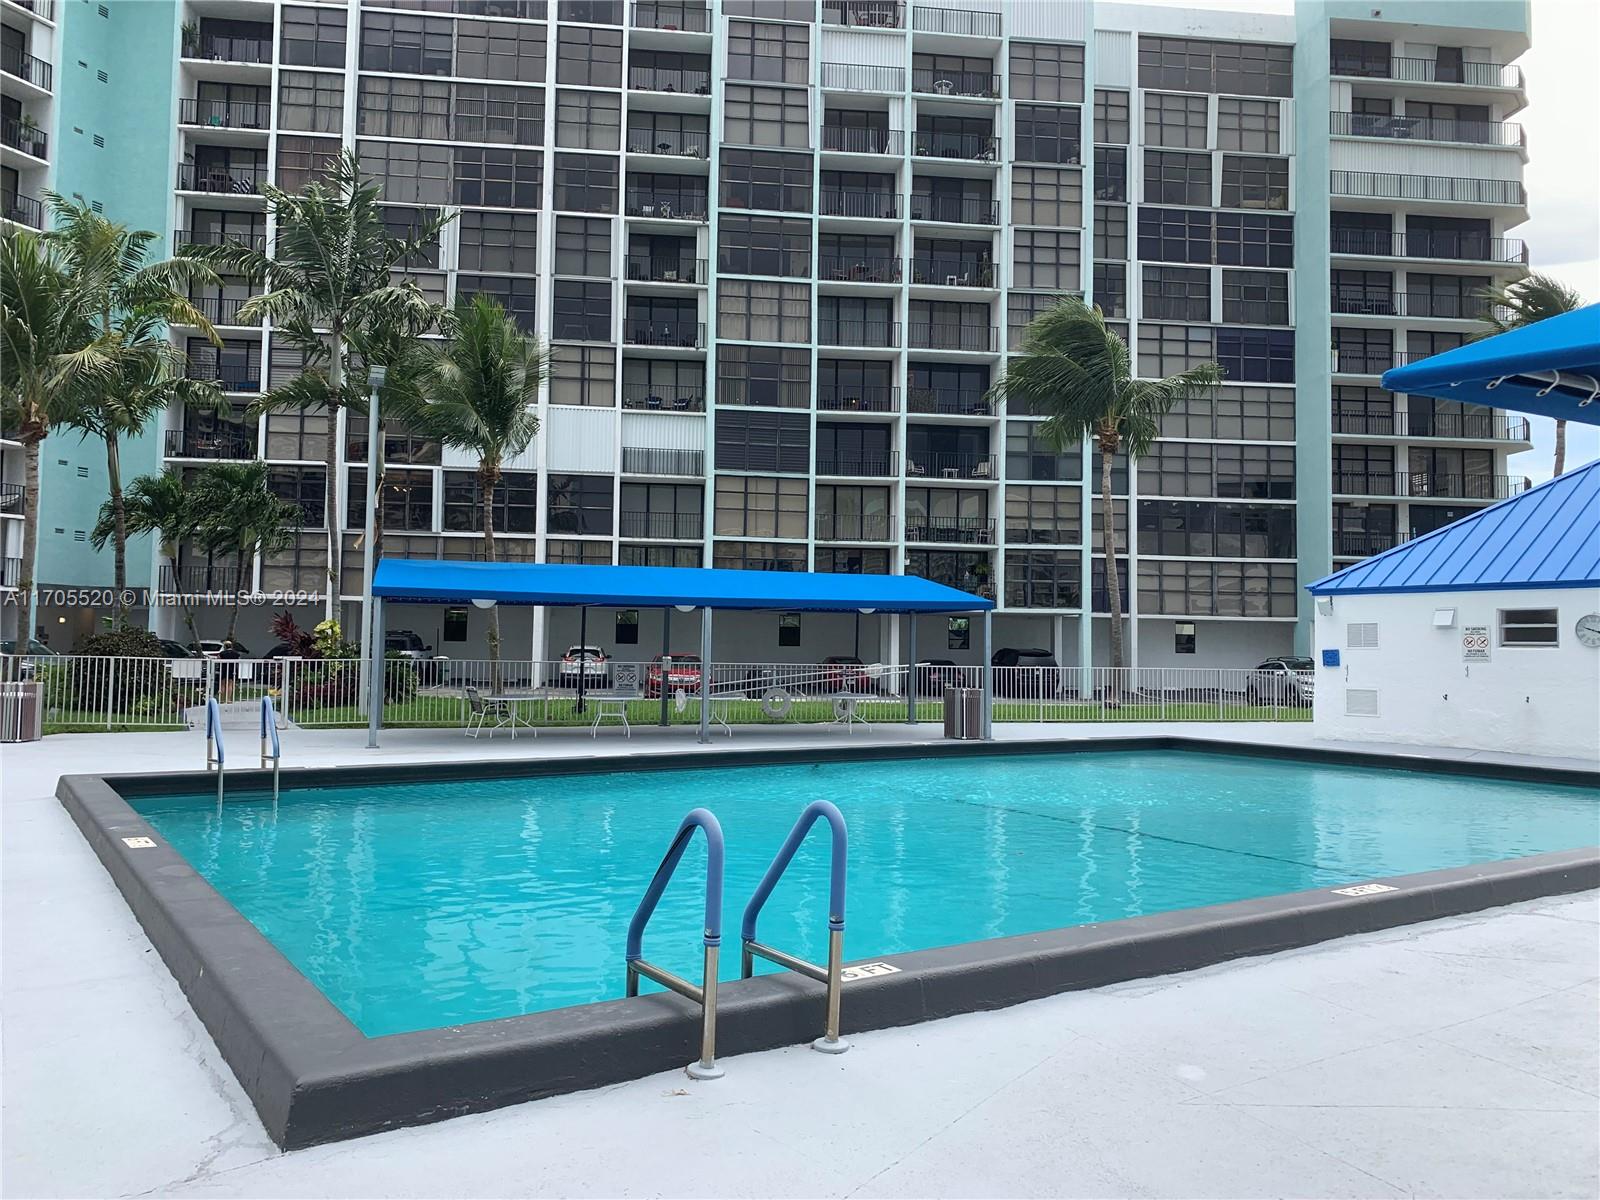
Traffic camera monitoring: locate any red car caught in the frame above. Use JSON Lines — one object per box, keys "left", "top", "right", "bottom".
{"left": 820, "top": 655, "right": 877, "bottom": 694}
{"left": 645, "top": 653, "right": 703, "bottom": 697}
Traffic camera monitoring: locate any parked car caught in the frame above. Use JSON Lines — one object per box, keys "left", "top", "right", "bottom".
{"left": 384, "top": 630, "right": 433, "bottom": 660}
{"left": 558, "top": 645, "right": 610, "bottom": 687}
{"left": 991, "top": 647, "right": 1060, "bottom": 697}
{"left": 1247, "top": 656, "right": 1315, "bottom": 706}
{"left": 915, "top": 658, "right": 978, "bottom": 696}
{"left": 189, "top": 639, "right": 251, "bottom": 658}
{"left": 158, "top": 639, "right": 196, "bottom": 658}
{"left": 645, "top": 653, "right": 703, "bottom": 697}
{"left": 0, "top": 639, "right": 59, "bottom": 680}
{"left": 820, "top": 655, "right": 878, "bottom": 694}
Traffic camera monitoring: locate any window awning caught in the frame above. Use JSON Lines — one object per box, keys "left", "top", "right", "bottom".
{"left": 1381, "top": 303, "right": 1600, "bottom": 426}
{"left": 371, "top": 559, "right": 995, "bottom": 613}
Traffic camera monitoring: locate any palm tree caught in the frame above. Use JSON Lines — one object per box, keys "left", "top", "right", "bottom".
{"left": 183, "top": 150, "right": 449, "bottom": 619}
{"left": 402, "top": 297, "right": 545, "bottom": 676}
{"left": 989, "top": 297, "right": 1221, "bottom": 673}
{"left": 189, "top": 461, "right": 301, "bottom": 643}
{"left": 91, "top": 468, "right": 204, "bottom": 646}
{"left": 1474, "top": 273, "right": 1586, "bottom": 477}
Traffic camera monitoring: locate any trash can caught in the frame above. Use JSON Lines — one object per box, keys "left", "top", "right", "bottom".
{"left": 0, "top": 681, "right": 43, "bottom": 742}
{"left": 943, "top": 686, "right": 982, "bottom": 739}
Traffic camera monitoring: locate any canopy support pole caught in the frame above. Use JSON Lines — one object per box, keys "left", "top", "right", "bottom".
{"left": 659, "top": 607, "right": 672, "bottom": 727}
{"left": 366, "top": 596, "right": 384, "bottom": 749}
{"left": 698, "top": 606, "right": 712, "bottom": 745}
{"left": 980, "top": 609, "right": 993, "bottom": 741}
{"left": 906, "top": 614, "right": 917, "bottom": 724}
{"left": 577, "top": 605, "right": 588, "bottom": 714}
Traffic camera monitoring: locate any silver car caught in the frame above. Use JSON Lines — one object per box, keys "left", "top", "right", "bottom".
{"left": 1247, "top": 656, "right": 1315, "bottom": 706}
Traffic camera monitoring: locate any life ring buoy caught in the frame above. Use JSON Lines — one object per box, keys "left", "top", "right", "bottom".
{"left": 760, "top": 687, "right": 793, "bottom": 719}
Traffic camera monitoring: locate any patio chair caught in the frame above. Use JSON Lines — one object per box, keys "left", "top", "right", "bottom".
{"left": 465, "top": 685, "right": 533, "bottom": 740}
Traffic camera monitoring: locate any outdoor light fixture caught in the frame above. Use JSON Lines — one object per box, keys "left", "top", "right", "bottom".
{"left": 472, "top": 598, "right": 497, "bottom": 610}
{"left": 674, "top": 604, "right": 695, "bottom": 613}
{"left": 859, "top": 608, "right": 876, "bottom": 615}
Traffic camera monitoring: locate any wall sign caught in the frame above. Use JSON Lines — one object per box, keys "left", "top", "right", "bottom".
{"left": 1321, "top": 649, "right": 1340, "bottom": 667}
{"left": 1462, "top": 626, "right": 1491, "bottom": 662}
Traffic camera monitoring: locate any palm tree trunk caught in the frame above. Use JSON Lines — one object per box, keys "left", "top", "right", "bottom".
{"left": 1554, "top": 419, "right": 1567, "bottom": 477}
{"left": 323, "top": 330, "right": 344, "bottom": 623}
{"left": 1100, "top": 434, "right": 1126, "bottom": 683}
{"left": 105, "top": 431, "right": 129, "bottom": 625}
{"left": 481, "top": 465, "right": 502, "bottom": 690}
{"left": 15, "top": 440, "right": 41, "bottom": 653}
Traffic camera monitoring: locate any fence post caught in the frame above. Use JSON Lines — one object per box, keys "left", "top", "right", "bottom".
{"left": 105, "top": 657, "right": 117, "bottom": 730}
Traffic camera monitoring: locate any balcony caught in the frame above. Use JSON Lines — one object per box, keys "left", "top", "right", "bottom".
{"left": 818, "top": 385, "right": 898, "bottom": 413}
{"left": 911, "top": 257, "right": 995, "bottom": 288}
{"left": 1329, "top": 230, "right": 1527, "bottom": 264}
{"left": 619, "top": 510, "right": 703, "bottom": 539}
{"left": 906, "top": 451, "right": 996, "bottom": 480}
{"left": 179, "top": 98, "right": 270, "bottom": 130}
{"left": 165, "top": 427, "right": 258, "bottom": 459}
{"left": 905, "top": 516, "right": 994, "bottom": 544}
{"left": 1332, "top": 411, "right": 1531, "bottom": 441}
{"left": 625, "top": 255, "right": 705, "bottom": 284}
{"left": 3, "top": 189, "right": 43, "bottom": 229}
{"left": 2, "top": 117, "right": 47, "bottom": 160}
{"left": 910, "top": 4, "right": 999, "bottom": 36}
{"left": 175, "top": 227, "right": 267, "bottom": 253}
{"left": 185, "top": 362, "right": 261, "bottom": 392}
{"left": 7, "top": 0, "right": 53, "bottom": 18}
{"left": 1333, "top": 530, "right": 1412, "bottom": 559}
{"left": 1330, "top": 111, "right": 1524, "bottom": 148}
{"left": 181, "top": 295, "right": 257, "bottom": 326}
{"left": 182, "top": 34, "right": 271, "bottom": 64}
{"left": 818, "top": 255, "right": 901, "bottom": 283}
{"left": 909, "top": 194, "right": 998, "bottom": 225}
{"left": 819, "top": 188, "right": 901, "bottom": 219}
{"left": 815, "top": 513, "right": 893, "bottom": 541}
{"left": 621, "top": 383, "right": 704, "bottom": 410}
{"left": 159, "top": 564, "right": 247, "bottom": 596}
{"left": 1331, "top": 171, "right": 1525, "bottom": 207}
{"left": 912, "top": 69, "right": 1000, "bottom": 99}
{"left": 1331, "top": 348, "right": 1428, "bottom": 375}
{"left": 821, "top": 126, "right": 905, "bottom": 155}
{"left": 622, "top": 318, "right": 705, "bottom": 349}
{"left": 822, "top": 0, "right": 903, "bottom": 28}
{"left": 625, "top": 127, "right": 709, "bottom": 158}
{"left": 909, "top": 323, "right": 997, "bottom": 352}
{"left": 816, "top": 451, "right": 899, "bottom": 478}
{"left": 177, "top": 163, "right": 266, "bottom": 195}
{"left": 907, "top": 387, "right": 989, "bottom": 416}
{"left": 819, "top": 319, "right": 900, "bottom": 348}
{"left": 1333, "top": 472, "right": 1529, "bottom": 500}
{"left": 1332, "top": 56, "right": 1523, "bottom": 89}
{"left": 912, "top": 131, "right": 1000, "bottom": 161}
{"left": 631, "top": 1, "right": 710, "bottom": 31}
{"left": 1, "top": 557, "right": 19, "bottom": 588}
{"left": 0, "top": 482, "right": 25, "bottom": 518}
{"left": 820, "top": 63, "right": 905, "bottom": 93}
{"left": 1329, "top": 291, "right": 1493, "bottom": 320}
{"left": 1, "top": 44, "right": 52, "bottom": 91}
{"left": 628, "top": 64, "right": 711, "bottom": 94}
{"left": 621, "top": 446, "right": 704, "bottom": 476}
{"left": 624, "top": 188, "right": 708, "bottom": 220}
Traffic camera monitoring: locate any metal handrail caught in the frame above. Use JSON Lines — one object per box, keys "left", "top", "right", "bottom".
{"left": 260, "top": 694, "right": 281, "bottom": 803}
{"left": 205, "top": 696, "right": 225, "bottom": 807}
{"left": 626, "top": 808, "right": 726, "bottom": 1080}
{"left": 741, "top": 800, "right": 850, "bottom": 1054}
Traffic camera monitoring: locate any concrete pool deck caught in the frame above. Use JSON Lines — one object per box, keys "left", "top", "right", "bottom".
{"left": 3, "top": 723, "right": 1598, "bottom": 1197}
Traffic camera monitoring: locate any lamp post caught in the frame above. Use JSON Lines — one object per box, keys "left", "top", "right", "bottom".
{"left": 359, "top": 365, "right": 386, "bottom": 729}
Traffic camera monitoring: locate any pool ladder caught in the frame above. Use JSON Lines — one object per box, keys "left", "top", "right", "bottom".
{"left": 206, "top": 696, "right": 284, "bottom": 809}
{"left": 625, "top": 801, "right": 850, "bottom": 1079}
{"left": 260, "top": 694, "right": 282, "bottom": 803}
{"left": 205, "top": 697, "right": 225, "bottom": 808}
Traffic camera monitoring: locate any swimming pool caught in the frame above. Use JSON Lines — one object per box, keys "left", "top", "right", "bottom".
{"left": 129, "top": 748, "right": 1599, "bottom": 1038}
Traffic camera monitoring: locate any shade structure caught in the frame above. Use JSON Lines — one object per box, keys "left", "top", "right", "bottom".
{"left": 372, "top": 559, "right": 995, "bottom": 613}
{"left": 1381, "top": 303, "right": 1600, "bottom": 426}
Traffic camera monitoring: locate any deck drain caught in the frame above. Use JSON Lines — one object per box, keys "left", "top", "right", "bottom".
{"left": 1331, "top": 882, "right": 1398, "bottom": 896}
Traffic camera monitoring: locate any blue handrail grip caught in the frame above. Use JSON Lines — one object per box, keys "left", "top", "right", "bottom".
{"left": 260, "top": 695, "right": 281, "bottom": 756}
{"left": 741, "top": 800, "right": 848, "bottom": 943}
{"left": 206, "top": 697, "right": 225, "bottom": 764}
{"left": 625, "top": 807, "right": 724, "bottom": 961}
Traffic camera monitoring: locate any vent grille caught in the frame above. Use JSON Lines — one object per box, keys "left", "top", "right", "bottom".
{"left": 1347, "top": 622, "right": 1379, "bottom": 649}
{"left": 1346, "top": 688, "right": 1380, "bottom": 717}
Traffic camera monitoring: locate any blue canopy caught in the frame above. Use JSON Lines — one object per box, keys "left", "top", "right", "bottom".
{"left": 372, "top": 559, "right": 995, "bottom": 613}
{"left": 1381, "top": 303, "right": 1600, "bottom": 426}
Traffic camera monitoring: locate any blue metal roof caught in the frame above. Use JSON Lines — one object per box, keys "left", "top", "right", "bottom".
{"left": 1382, "top": 303, "right": 1600, "bottom": 426}
{"left": 1308, "top": 458, "right": 1600, "bottom": 596}
{"left": 372, "top": 559, "right": 995, "bottom": 613}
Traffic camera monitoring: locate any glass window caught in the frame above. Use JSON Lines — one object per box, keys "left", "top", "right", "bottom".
{"left": 714, "top": 474, "right": 809, "bottom": 535}
{"left": 453, "top": 146, "right": 542, "bottom": 208}
{"left": 1145, "top": 150, "right": 1211, "bottom": 206}
{"left": 442, "top": 470, "right": 538, "bottom": 535}
{"left": 1144, "top": 91, "right": 1208, "bottom": 149}
{"left": 1138, "top": 323, "right": 1214, "bottom": 378}
{"left": 717, "top": 345, "right": 809, "bottom": 408}
{"left": 1221, "top": 155, "right": 1289, "bottom": 210}
{"left": 1138, "top": 35, "right": 1292, "bottom": 98}
{"left": 713, "top": 540, "right": 806, "bottom": 571}
{"left": 717, "top": 279, "right": 809, "bottom": 342}
{"left": 1498, "top": 608, "right": 1560, "bottom": 647}
{"left": 1094, "top": 88, "right": 1129, "bottom": 143}
{"left": 720, "top": 149, "right": 813, "bottom": 212}
{"left": 1094, "top": 146, "right": 1127, "bottom": 202}
{"left": 547, "top": 475, "right": 613, "bottom": 535}
{"left": 1092, "top": 261, "right": 1126, "bottom": 317}
{"left": 279, "top": 71, "right": 343, "bottom": 134}
{"left": 724, "top": 84, "right": 810, "bottom": 149}
{"left": 1005, "top": 486, "right": 1081, "bottom": 544}
{"left": 276, "top": 136, "right": 341, "bottom": 193}
{"left": 554, "top": 153, "right": 619, "bottom": 212}
{"left": 556, "top": 89, "right": 621, "bottom": 150}
{"left": 1216, "top": 327, "right": 1295, "bottom": 384}
{"left": 552, "top": 216, "right": 612, "bottom": 277}
{"left": 456, "top": 18, "right": 547, "bottom": 83}
{"left": 1216, "top": 212, "right": 1294, "bottom": 268}
{"left": 718, "top": 215, "right": 812, "bottom": 277}
{"left": 359, "top": 10, "right": 452, "bottom": 74}
{"left": 1006, "top": 420, "right": 1082, "bottom": 481}
{"left": 459, "top": 210, "right": 539, "bottom": 275}
{"left": 727, "top": 19, "right": 808, "bottom": 84}
{"left": 1010, "top": 41, "right": 1085, "bottom": 103}
{"left": 1014, "top": 229, "right": 1080, "bottom": 291}
{"left": 551, "top": 280, "right": 612, "bottom": 341}
{"left": 1011, "top": 166, "right": 1082, "bottom": 228}
{"left": 1005, "top": 550, "right": 1082, "bottom": 608}
{"left": 456, "top": 274, "right": 539, "bottom": 332}
{"left": 550, "top": 344, "right": 616, "bottom": 405}
{"left": 1142, "top": 265, "right": 1210, "bottom": 322}
{"left": 1015, "top": 105, "right": 1082, "bottom": 164}
{"left": 1095, "top": 204, "right": 1128, "bottom": 260}
{"left": 1138, "top": 207, "right": 1212, "bottom": 264}
{"left": 557, "top": 25, "right": 623, "bottom": 86}
{"left": 455, "top": 83, "right": 546, "bottom": 145}
{"left": 357, "top": 77, "right": 450, "bottom": 141}
{"left": 1218, "top": 97, "right": 1280, "bottom": 153}
{"left": 1221, "top": 269, "right": 1289, "bottom": 325}
{"left": 281, "top": 5, "right": 344, "bottom": 68}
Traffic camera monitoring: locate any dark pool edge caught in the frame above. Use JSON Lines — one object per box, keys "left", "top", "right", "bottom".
{"left": 57, "top": 759, "right": 1600, "bottom": 1151}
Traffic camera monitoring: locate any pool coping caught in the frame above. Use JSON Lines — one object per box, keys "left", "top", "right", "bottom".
{"left": 57, "top": 738, "right": 1600, "bottom": 1150}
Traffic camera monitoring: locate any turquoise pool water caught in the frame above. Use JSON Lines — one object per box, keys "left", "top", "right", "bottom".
{"left": 131, "top": 751, "right": 1598, "bottom": 1037}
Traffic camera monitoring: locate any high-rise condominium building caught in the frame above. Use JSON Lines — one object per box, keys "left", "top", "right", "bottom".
{"left": 2, "top": 0, "right": 1534, "bottom": 668}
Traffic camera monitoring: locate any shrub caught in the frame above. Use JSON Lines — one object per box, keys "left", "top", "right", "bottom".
{"left": 70, "top": 628, "right": 170, "bottom": 713}
{"left": 384, "top": 650, "right": 419, "bottom": 703}
{"left": 270, "top": 610, "right": 318, "bottom": 658}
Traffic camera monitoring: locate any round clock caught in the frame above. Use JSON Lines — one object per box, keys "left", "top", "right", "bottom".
{"left": 1576, "top": 614, "right": 1600, "bottom": 649}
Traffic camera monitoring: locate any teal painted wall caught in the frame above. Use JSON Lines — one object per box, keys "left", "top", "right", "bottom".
{"left": 36, "top": 0, "right": 179, "bottom": 589}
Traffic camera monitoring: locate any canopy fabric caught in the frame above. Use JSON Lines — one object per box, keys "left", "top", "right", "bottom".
{"left": 372, "top": 559, "right": 995, "bottom": 613}
{"left": 1381, "top": 303, "right": 1600, "bottom": 426}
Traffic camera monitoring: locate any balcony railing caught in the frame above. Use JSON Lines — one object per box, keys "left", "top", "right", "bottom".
{"left": 624, "top": 189, "right": 708, "bottom": 220}
{"left": 820, "top": 62, "right": 905, "bottom": 93}
{"left": 186, "top": 363, "right": 262, "bottom": 392}
{"left": 0, "top": 482, "right": 25, "bottom": 518}
{"left": 821, "top": 126, "right": 905, "bottom": 155}
{"left": 1221, "top": 301, "right": 1290, "bottom": 326}
{"left": 905, "top": 516, "right": 995, "bottom": 544}
{"left": 625, "top": 127, "right": 709, "bottom": 158}
{"left": 165, "top": 427, "right": 258, "bottom": 459}
{"left": 628, "top": 63, "right": 711, "bottom": 94}
{"left": 816, "top": 452, "right": 899, "bottom": 478}
{"left": 909, "top": 323, "right": 997, "bottom": 352}
{"left": 818, "top": 385, "right": 898, "bottom": 412}
{"left": 1, "top": 44, "right": 52, "bottom": 90}
{"left": 622, "top": 318, "right": 705, "bottom": 348}
{"left": 909, "top": 194, "right": 998, "bottom": 225}
{"left": 1333, "top": 472, "right": 1529, "bottom": 500}
{"left": 1331, "top": 170, "right": 1525, "bottom": 207}
{"left": 180, "top": 98, "right": 270, "bottom": 130}
{"left": 911, "top": 257, "right": 996, "bottom": 287}
{"left": 1328, "top": 230, "right": 1528, "bottom": 264}
{"left": 912, "top": 68, "right": 1000, "bottom": 98}
{"left": 1333, "top": 530, "right": 1412, "bottom": 559}
{"left": 625, "top": 255, "right": 705, "bottom": 284}
{"left": 159, "top": 564, "right": 247, "bottom": 595}
{"left": 907, "top": 387, "right": 989, "bottom": 416}
{"left": 621, "top": 446, "right": 704, "bottom": 476}
{"left": 818, "top": 255, "right": 901, "bottom": 283}
{"left": 822, "top": 0, "right": 903, "bottom": 28}
{"left": 907, "top": 452, "right": 996, "bottom": 480}
{"left": 619, "top": 510, "right": 703, "bottom": 540}
{"left": 1, "top": 117, "right": 47, "bottom": 159}
{"left": 621, "top": 383, "right": 704, "bottom": 411}
{"left": 819, "top": 319, "right": 900, "bottom": 348}
{"left": 185, "top": 295, "right": 258, "bottom": 325}
{"left": 630, "top": 1, "right": 710, "bottom": 31}
{"left": 1332, "top": 411, "right": 1531, "bottom": 441}
{"left": 911, "top": 5, "right": 999, "bottom": 36}
{"left": 1329, "top": 110, "right": 1524, "bottom": 148}
{"left": 1, "top": 557, "right": 21, "bottom": 588}
{"left": 815, "top": 513, "right": 894, "bottom": 541}
{"left": 912, "top": 131, "right": 1000, "bottom": 161}
{"left": 3, "top": 190, "right": 43, "bottom": 229}
{"left": 1332, "top": 55, "right": 1523, "bottom": 89}
{"left": 177, "top": 163, "right": 266, "bottom": 195}
{"left": 1330, "top": 291, "right": 1493, "bottom": 320}
{"left": 8, "top": 0, "right": 54, "bottom": 19}
{"left": 182, "top": 34, "right": 271, "bottom": 64}
{"left": 819, "top": 188, "right": 900, "bottom": 219}
{"left": 175, "top": 227, "right": 267, "bottom": 253}
{"left": 716, "top": 379, "right": 810, "bottom": 408}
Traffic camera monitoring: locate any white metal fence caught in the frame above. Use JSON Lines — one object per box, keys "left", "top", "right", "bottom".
{"left": 1, "top": 655, "right": 1313, "bottom": 733}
